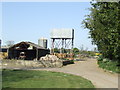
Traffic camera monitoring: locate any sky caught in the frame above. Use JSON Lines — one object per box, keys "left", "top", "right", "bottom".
{"left": 2, "top": 2, "right": 97, "bottom": 51}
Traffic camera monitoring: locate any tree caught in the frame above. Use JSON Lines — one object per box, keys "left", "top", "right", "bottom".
{"left": 54, "top": 48, "right": 60, "bottom": 53}
{"left": 6, "top": 40, "right": 14, "bottom": 47}
{"left": 73, "top": 47, "right": 79, "bottom": 54}
{"left": 82, "top": 1, "right": 120, "bottom": 60}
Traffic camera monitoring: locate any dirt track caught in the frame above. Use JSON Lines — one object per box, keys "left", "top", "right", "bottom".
{"left": 33, "top": 58, "right": 118, "bottom": 88}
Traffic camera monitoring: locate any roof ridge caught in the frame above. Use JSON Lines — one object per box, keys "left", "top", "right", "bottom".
{"left": 9, "top": 41, "right": 46, "bottom": 49}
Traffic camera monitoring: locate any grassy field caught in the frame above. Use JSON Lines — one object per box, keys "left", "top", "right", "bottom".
{"left": 2, "top": 69, "right": 94, "bottom": 88}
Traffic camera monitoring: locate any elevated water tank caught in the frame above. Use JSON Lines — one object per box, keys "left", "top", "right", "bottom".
{"left": 38, "top": 38, "right": 47, "bottom": 49}
{"left": 51, "top": 28, "right": 74, "bottom": 39}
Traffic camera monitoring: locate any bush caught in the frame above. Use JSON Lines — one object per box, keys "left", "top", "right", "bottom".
{"left": 97, "top": 58, "right": 119, "bottom": 73}
{"left": 97, "top": 55, "right": 104, "bottom": 61}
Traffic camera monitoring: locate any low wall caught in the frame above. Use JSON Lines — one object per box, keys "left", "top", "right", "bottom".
{"left": 1, "top": 59, "right": 63, "bottom": 69}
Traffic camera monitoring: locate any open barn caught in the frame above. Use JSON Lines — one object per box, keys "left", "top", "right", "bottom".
{"left": 8, "top": 41, "right": 50, "bottom": 60}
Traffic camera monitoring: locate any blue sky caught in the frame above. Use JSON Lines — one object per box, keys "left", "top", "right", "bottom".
{"left": 2, "top": 2, "right": 96, "bottom": 50}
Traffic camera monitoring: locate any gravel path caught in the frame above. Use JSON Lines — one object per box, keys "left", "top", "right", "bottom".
{"left": 33, "top": 58, "right": 118, "bottom": 88}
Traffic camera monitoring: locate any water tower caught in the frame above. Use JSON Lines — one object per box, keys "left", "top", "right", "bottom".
{"left": 50, "top": 28, "right": 74, "bottom": 54}
{"left": 38, "top": 38, "right": 47, "bottom": 49}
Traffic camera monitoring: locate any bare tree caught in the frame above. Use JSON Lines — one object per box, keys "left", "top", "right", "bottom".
{"left": 6, "top": 40, "right": 14, "bottom": 47}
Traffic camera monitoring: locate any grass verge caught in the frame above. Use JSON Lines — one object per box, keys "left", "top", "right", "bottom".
{"left": 2, "top": 69, "right": 95, "bottom": 88}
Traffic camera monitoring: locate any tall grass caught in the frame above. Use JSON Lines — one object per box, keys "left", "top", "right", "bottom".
{"left": 97, "top": 56, "right": 119, "bottom": 73}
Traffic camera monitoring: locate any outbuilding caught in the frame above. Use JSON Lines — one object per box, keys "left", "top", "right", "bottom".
{"left": 8, "top": 41, "right": 50, "bottom": 60}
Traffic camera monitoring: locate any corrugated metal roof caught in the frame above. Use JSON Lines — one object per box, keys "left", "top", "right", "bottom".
{"left": 27, "top": 42, "right": 45, "bottom": 49}
{"left": 1, "top": 46, "right": 9, "bottom": 49}
{"left": 9, "top": 41, "right": 46, "bottom": 49}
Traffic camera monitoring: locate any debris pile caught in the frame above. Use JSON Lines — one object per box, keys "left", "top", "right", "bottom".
{"left": 39, "top": 54, "right": 63, "bottom": 67}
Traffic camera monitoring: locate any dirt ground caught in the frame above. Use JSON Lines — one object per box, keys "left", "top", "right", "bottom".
{"left": 32, "top": 58, "right": 119, "bottom": 88}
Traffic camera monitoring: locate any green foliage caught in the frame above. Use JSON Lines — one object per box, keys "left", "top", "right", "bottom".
{"left": 54, "top": 48, "right": 68, "bottom": 53}
{"left": 80, "top": 50, "right": 95, "bottom": 57}
{"left": 2, "top": 69, "right": 94, "bottom": 88}
{"left": 73, "top": 47, "right": 79, "bottom": 55}
{"left": 54, "top": 48, "right": 60, "bottom": 53}
{"left": 98, "top": 59, "right": 120, "bottom": 73}
{"left": 87, "top": 51, "right": 95, "bottom": 56}
{"left": 97, "top": 55, "right": 119, "bottom": 73}
{"left": 97, "top": 55, "right": 104, "bottom": 61}
{"left": 82, "top": 1, "right": 120, "bottom": 61}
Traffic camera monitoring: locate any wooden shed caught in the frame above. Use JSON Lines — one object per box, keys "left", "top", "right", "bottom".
{"left": 8, "top": 41, "right": 50, "bottom": 60}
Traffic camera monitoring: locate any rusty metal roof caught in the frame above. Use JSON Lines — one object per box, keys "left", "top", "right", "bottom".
{"left": 27, "top": 42, "right": 45, "bottom": 49}
{"left": 9, "top": 41, "right": 46, "bottom": 49}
